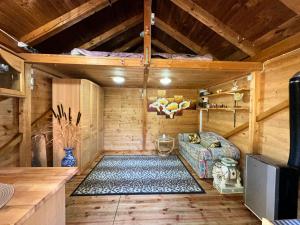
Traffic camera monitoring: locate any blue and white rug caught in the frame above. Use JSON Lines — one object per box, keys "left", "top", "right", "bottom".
{"left": 72, "top": 155, "right": 205, "bottom": 195}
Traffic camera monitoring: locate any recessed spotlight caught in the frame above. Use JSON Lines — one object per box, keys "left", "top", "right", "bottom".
{"left": 112, "top": 76, "right": 125, "bottom": 84}
{"left": 160, "top": 77, "right": 172, "bottom": 86}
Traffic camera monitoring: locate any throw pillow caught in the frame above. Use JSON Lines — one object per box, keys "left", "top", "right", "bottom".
{"left": 188, "top": 133, "right": 201, "bottom": 144}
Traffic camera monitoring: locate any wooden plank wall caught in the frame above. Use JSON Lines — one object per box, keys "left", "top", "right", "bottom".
{"left": 0, "top": 97, "right": 19, "bottom": 166}
{"left": 31, "top": 69, "right": 53, "bottom": 166}
{"left": 258, "top": 48, "right": 300, "bottom": 163}
{"left": 103, "top": 88, "right": 199, "bottom": 151}
{"left": 202, "top": 76, "right": 251, "bottom": 165}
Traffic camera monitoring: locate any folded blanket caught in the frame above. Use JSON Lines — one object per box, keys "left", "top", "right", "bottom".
{"left": 70, "top": 48, "right": 213, "bottom": 60}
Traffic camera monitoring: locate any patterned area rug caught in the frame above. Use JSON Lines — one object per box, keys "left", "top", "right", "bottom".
{"left": 72, "top": 155, "right": 205, "bottom": 195}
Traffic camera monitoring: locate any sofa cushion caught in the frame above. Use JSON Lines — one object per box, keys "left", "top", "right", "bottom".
{"left": 199, "top": 132, "right": 240, "bottom": 160}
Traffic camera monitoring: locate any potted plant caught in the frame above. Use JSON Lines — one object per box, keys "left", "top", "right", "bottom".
{"left": 51, "top": 105, "right": 81, "bottom": 167}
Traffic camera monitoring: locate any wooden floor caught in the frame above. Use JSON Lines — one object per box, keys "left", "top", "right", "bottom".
{"left": 65, "top": 153, "right": 260, "bottom": 225}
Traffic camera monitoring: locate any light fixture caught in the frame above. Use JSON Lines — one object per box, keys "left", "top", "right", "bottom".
{"left": 112, "top": 76, "right": 125, "bottom": 84}
{"left": 160, "top": 77, "right": 172, "bottom": 86}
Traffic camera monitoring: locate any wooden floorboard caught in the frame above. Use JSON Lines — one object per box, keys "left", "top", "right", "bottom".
{"left": 66, "top": 153, "right": 260, "bottom": 225}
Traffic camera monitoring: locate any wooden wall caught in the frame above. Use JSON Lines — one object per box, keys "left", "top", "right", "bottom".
{"left": 202, "top": 76, "right": 251, "bottom": 165}
{"left": 0, "top": 97, "right": 19, "bottom": 166}
{"left": 258, "top": 48, "right": 300, "bottom": 163}
{"left": 103, "top": 88, "right": 199, "bottom": 151}
{"left": 31, "top": 68, "right": 53, "bottom": 166}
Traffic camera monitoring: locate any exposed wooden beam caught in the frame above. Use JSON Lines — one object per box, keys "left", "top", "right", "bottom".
{"left": 152, "top": 39, "right": 176, "bottom": 54}
{"left": 151, "top": 58, "right": 263, "bottom": 72}
{"left": 0, "top": 133, "right": 23, "bottom": 157}
{"left": 248, "top": 71, "right": 261, "bottom": 154}
{"left": 170, "top": 0, "right": 258, "bottom": 57}
{"left": 155, "top": 18, "right": 208, "bottom": 55}
{"left": 223, "top": 122, "right": 249, "bottom": 139}
{"left": 79, "top": 14, "right": 143, "bottom": 50}
{"left": 250, "top": 31, "right": 300, "bottom": 62}
{"left": 144, "top": 0, "right": 152, "bottom": 65}
{"left": 20, "top": 0, "right": 118, "bottom": 45}
{"left": 142, "top": 67, "right": 149, "bottom": 151}
{"left": 278, "top": 0, "right": 300, "bottom": 14}
{"left": 19, "top": 53, "right": 144, "bottom": 67}
{"left": 223, "top": 99, "right": 290, "bottom": 139}
{"left": 19, "top": 63, "right": 32, "bottom": 166}
{"left": 113, "top": 37, "right": 142, "bottom": 52}
{"left": 256, "top": 100, "right": 289, "bottom": 122}
{"left": 254, "top": 15, "right": 300, "bottom": 49}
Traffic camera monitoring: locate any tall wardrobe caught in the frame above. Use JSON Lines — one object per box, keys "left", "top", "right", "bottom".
{"left": 52, "top": 79, "right": 104, "bottom": 173}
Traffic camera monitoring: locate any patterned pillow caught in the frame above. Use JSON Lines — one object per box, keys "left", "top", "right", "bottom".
{"left": 188, "top": 133, "right": 201, "bottom": 144}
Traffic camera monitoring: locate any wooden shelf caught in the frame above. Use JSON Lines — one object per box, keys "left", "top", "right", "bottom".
{"left": 201, "top": 88, "right": 250, "bottom": 98}
{"left": 199, "top": 107, "right": 249, "bottom": 112}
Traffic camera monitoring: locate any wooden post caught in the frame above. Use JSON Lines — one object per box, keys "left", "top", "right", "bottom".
{"left": 19, "top": 63, "right": 32, "bottom": 166}
{"left": 248, "top": 71, "right": 261, "bottom": 154}
{"left": 142, "top": 67, "right": 149, "bottom": 151}
{"left": 144, "top": 0, "right": 152, "bottom": 65}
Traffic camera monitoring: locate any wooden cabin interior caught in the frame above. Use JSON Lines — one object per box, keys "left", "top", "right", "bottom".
{"left": 0, "top": 0, "right": 300, "bottom": 224}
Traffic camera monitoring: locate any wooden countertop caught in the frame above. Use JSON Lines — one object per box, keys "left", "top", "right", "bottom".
{"left": 0, "top": 167, "right": 78, "bottom": 225}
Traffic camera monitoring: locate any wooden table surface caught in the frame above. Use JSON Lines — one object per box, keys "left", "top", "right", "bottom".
{"left": 0, "top": 167, "right": 78, "bottom": 225}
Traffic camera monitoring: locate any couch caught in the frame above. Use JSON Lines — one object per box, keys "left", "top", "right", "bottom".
{"left": 178, "top": 132, "right": 240, "bottom": 178}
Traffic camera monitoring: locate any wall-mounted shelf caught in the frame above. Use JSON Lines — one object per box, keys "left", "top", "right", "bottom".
{"left": 199, "top": 107, "right": 249, "bottom": 112}
{"left": 202, "top": 88, "right": 250, "bottom": 98}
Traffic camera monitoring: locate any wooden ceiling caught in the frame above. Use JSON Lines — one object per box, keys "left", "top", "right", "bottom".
{"left": 1, "top": 0, "right": 300, "bottom": 61}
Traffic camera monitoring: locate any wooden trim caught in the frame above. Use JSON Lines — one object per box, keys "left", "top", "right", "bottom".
{"left": 152, "top": 39, "right": 176, "bottom": 54}
{"left": 278, "top": 0, "right": 300, "bottom": 14}
{"left": 150, "top": 58, "right": 263, "bottom": 72}
{"left": 250, "top": 31, "right": 300, "bottom": 62}
{"left": 0, "top": 88, "right": 25, "bottom": 98}
{"left": 31, "top": 108, "right": 51, "bottom": 127}
{"left": 0, "top": 133, "right": 23, "bottom": 156}
{"left": 144, "top": 0, "right": 152, "bottom": 65}
{"left": 79, "top": 14, "right": 143, "bottom": 50}
{"left": 19, "top": 53, "right": 144, "bottom": 67}
{"left": 113, "top": 37, "right": 142, "bottom": 52}
{"left": 223, "top": 122, "right": 249, "bottom": 139}
{"left": 248, "top": 71, "right": 261, "bottom": 154}
{"left": 170, "top": 0, "right": 258, "bottom": 57}
{"left": 32, "top": 65, "right": 69, "bottom": 79}
{"left": 256, "top": 100, "right": 289, "bottom": 122}
{"left": 223, "top": 100, "right": 289, "bottom": 140}
{"left": 19, "top": 63, "right": 32, "bottom": 166}
{"left": 20, "top": 0, "right": 119, "bottom": 45}
{"left": 155, "top": 18, "right": 209, "bottom": 56}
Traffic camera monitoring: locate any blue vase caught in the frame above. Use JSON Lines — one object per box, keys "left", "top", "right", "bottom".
{"left": 61, "top": 148, "right": 77, "bottom": 167}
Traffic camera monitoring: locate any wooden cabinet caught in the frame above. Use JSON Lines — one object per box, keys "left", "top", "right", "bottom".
{"left": 53, "top": 79, "right": 104, "bottom": 173}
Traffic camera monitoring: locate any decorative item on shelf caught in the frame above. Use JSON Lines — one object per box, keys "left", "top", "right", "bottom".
{"left": 51, "top": 105, "right": 81, "bottom": 167}
{"left": 233, "top": 92, "right": 244, "bottom": 107}
{"left": 231, "top": 80, "right": 239, "bottom": 91}
{"left": 216, "top": 89, "right": 223, "bottom": 94}
{"left": 199, "top": 89, "right": 210, "bottom": 96}
{"left": 212, "top": 157, "right": 243, "bottom": 194}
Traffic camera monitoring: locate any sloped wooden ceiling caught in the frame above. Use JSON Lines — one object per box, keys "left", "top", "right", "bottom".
{"left": 0, "top": 0, "right": 299, "bottom": 61}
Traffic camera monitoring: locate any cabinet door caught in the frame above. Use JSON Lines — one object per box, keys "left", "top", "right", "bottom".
{"left": 90, "top": 83, "right": 99, "bottom": 158}
{"left": 80, "top": 79, "right": 91, "bottom": 170}
{"left": 0, "top": 48, "right": 25, "bottom": 97}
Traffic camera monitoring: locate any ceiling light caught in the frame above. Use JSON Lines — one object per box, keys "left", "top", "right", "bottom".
{"left": 112, "top": 76, "right": 125, "bottom": 84}
{"left": 160, "top": 77, "right": 172, "bottom": 86}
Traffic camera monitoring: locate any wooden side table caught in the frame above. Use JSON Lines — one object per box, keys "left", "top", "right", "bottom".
{"left": 155, "top": 135, "right": 175, "bottom": 156}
